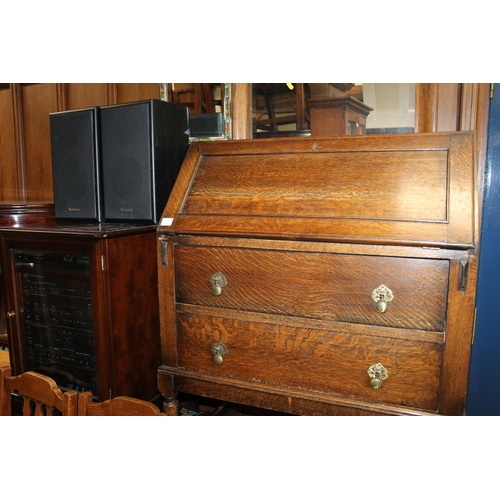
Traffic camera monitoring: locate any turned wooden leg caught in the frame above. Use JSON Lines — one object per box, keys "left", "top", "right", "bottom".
{"left": 157, "top": 372, "right": 178, "bottom": 416}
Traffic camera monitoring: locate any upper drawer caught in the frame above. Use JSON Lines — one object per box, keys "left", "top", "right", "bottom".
{"left": 159, "top": 133, "right": 475, "bottom": 249}
{"left": 174, "top": 245, "right": 449, "bottom": 332}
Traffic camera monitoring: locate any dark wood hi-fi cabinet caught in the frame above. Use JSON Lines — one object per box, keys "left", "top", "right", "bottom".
{"left": 0, "top": 222, "right": 161, "bottom": 402}
{"left": 157, "top": 132, "right": 478, "bottom": 416}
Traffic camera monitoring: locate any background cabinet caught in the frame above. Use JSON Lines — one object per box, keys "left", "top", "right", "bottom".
{"left": 308, "top": 96, "right": 373, "bottom": 136}
{"left": 0, "top": 223, "right": 161, "bottom": 402}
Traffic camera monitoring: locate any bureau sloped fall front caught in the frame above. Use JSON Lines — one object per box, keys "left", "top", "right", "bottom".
{"left": 156, "top": 132, "right": 477, "bottom": 416}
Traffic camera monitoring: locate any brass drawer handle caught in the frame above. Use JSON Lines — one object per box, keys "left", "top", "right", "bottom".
{"left": 6, "top": 311, "right": 16, "bottom": 318}
{"left": 367, "top": 363, "right": 388, "bottom": 389}
{"left": 371, "top": 285, "right": 393, "bottom": 313}
{"left": 211, "top": 341, "right": 228, "bottom": 365}
{"left": 210, "top": 272, "right": 227, "bottom": 296}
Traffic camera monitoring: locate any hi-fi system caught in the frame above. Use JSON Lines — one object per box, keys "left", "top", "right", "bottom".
{"left": 50, "top": 99, "right": 189, "bottom": 224}
{"left": 14, "top": 249, "right": 98, "bottom": 394}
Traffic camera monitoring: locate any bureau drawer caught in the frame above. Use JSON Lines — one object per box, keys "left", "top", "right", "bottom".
{"left": 174, "top": 245, "right": 449, "bottom": 332}
{"left": 176, "top": 310, "right": 443, "bottom": 411}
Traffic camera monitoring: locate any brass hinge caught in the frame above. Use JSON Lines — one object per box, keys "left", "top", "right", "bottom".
{"left": 471, "top": 308, "right": 478, "bottom": 344}
{"left": 491, "top": 83, "right": 495, "bottom": 99}
{"left": 458, "top": 257, "right": 469, "bottom": 291}
{"left": 161, "top": 240, "right": 169, "bottom": 267}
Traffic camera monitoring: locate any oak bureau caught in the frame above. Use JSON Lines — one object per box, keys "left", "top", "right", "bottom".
{"left": 157, "top": 132, "right": 477, "bottom": 416}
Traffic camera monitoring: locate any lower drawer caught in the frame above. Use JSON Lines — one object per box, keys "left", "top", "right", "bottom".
{"left": 175, "top": 309, "right": 444, "bottom": 412}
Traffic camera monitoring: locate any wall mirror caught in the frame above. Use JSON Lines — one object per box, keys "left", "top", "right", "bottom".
{"left": 252, "top": 83, "right": 415, "bottom": 138}
{"left": 161, "top": 83, "right": 232, "bottom": 141}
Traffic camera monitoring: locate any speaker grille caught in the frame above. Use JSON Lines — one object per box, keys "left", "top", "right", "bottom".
{"left": 101, "top": 102, "right": 154, "bottom": 221}
{"left": 100, "top": 99, "right": 189, "bottom": 223}
{"left": 50, "top": 108, "right": 101, "bottom": 221}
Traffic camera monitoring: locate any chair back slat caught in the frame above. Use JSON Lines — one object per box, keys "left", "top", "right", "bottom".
{"left": 78, "top": 391, "right": 165, "bottom": 416}
{"left": 1, "top": 367, "right": 78, "bottom": 416}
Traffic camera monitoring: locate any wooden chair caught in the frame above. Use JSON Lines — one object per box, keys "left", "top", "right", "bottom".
{"left": 171, "top": 83, "right": 222, "bottom": 115}
{"left": 0, "top": 367, "right": 78, "bottom": 416}
{"left": 254, "top": 83, "right": 311, "bottom": 136}
{"left": 78, "top": 391, "right": 165, "bottom": 416}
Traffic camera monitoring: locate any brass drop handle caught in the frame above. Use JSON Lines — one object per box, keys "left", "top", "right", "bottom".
{"left": 210, "top": 272, "right": 227, "bottom": 296}
{"left": 211, "top": 341, "right": 228, "bottom": 365}
{"left": 367, "top": 363, "right": 388, "bottom": 389}
{"left": 371, "top": 285, "right": 393, "bottom": 313}
{"left": 6, "top": 311, "right": 15, "bottom": 318}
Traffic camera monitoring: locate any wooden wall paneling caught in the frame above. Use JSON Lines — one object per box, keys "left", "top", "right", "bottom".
{"left": 470, "top": 84, "right": 491, "bottom": 239}
{"left": 415, "top": 83, "right": 461, "bottom": 133}
{"left": 19, "top": 84, "right": 59, "bottom": 203}
{"left": 459, "top": 83, "right": 478, "bottom": 132}
{"left": 64, "top": 83, "right": 113, "bottom": 110}
{"left": 116, "top": 83, "right": 160, "bottom": 104}
{"left": 437, "top": 83, "right": 461, "bottom": 132}
{"left": 0, "top": 85, "right": 19, "bottom": 202}
{"left": 0, "top": 83, "right": 171, "bottom": 206}
{"left": 415, "top": 84, "right": 442, "bottom": 132}
{"left": 58, "top": 82, "right": 161, "bottom": 110}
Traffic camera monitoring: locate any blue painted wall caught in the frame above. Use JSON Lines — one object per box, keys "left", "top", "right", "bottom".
{"left": 466, "top": 85, "right": 500, "bottom": 415}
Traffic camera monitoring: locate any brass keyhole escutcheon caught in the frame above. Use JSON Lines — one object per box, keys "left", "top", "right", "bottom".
{"left": 211, "top": 341, "right": 228, "bottom": 366}
{"left": 367, "top": 363, "right": 388, "bottom": 389}
{"left": 210, "top": 272, "right": 227, "bottom": 296}
{"left": 371, "top": 285, "right": 393, "bottom": 314}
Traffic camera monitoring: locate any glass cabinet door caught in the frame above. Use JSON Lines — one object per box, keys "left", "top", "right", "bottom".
{"left": 13, "top": 249, "right": 99, "bottom": 394}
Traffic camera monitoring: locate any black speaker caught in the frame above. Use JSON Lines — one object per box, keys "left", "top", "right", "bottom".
{"left": 50, "top": 107, "right": 103, "bottom": 221}
{"left": 100, "top": 99, "right": 189, "bottom": 223}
